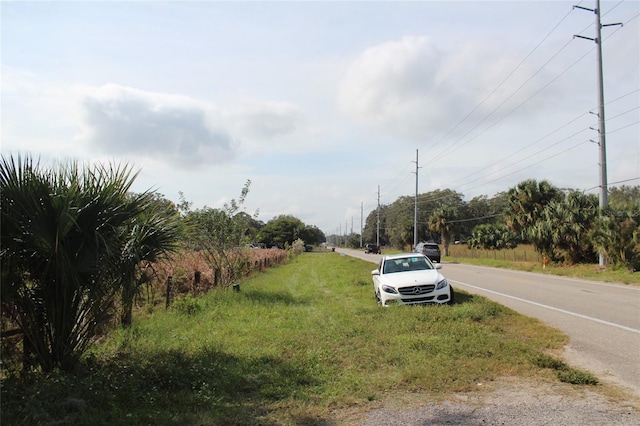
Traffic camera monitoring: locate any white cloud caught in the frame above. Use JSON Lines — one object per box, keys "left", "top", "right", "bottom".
{"left": 221, "top": 96, "right": 309, "bottom": 154}
{"left": 223, "top": 97, "right": 304, "bottom": 138}
{"left": 1, "top": 67, "right": 90, "bottom": 159}
{"left": 81, "top": 84, "right": 236, "bottom": 168}
{"left": 80, "top": 85, "right": 313, "bottom": 164}
{"left": 337, "top": 36, "right": 537, "bottom": 143}
{"left": 338, "top": 36, "right": 445, "bottom": 140}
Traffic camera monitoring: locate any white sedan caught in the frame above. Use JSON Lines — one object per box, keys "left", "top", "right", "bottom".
{"left": 372, "top": 253, "right": 454, "bottom": 306}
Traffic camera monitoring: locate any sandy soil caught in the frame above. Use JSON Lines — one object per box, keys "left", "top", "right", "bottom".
{"left": 355, "top": 377, "right": 640, "bottom": 425}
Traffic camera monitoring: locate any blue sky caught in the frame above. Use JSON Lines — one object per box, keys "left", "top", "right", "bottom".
{"left": 2, "top": 1, "right": 638, "bottom": 235}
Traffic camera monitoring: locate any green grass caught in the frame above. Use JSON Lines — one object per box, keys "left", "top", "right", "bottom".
{"left": 532, "top": 354, "right": 599, "bottom": 385}
{"left": 445, "top": 244, "right": 640, "bottom": 286}
{"left": 2, "top": 252, "right": 573, "bottom": 425}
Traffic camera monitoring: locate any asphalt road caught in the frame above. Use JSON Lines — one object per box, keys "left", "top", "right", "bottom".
{"left": 336, "top": 248, "right": 640, "bottom": 396}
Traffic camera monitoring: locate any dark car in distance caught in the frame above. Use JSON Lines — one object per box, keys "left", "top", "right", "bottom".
{"left": 365, "top": 244, "right": 381, "bottom": 254}
{"left": 413, "top": 242, "right": 441, "bottom": 263}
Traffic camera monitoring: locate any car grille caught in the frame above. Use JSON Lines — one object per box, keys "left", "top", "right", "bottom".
{"left": 400, "top": 296, "right": 436, "bottom": 303}
{"left": 398, "top": 284, "right": 436, "bottom": 295}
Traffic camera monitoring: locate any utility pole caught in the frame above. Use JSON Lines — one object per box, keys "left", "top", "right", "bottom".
{"left": 574, "top": 0, "right": 622, "bottom": 268}
{"left": 412, "top": 149, "right": 421, "bottom": 250}
{"left": 360, "top": 202, "right": 363, "bottom": 248}
{"left": 376, "top": 185, "right": 380, "bottom": 246}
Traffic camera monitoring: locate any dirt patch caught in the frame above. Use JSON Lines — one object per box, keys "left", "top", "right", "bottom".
{"left": 335, "top": 377, "right": 640, "bottom": 425}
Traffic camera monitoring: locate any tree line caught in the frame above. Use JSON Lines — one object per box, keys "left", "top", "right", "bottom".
{"left": 351, "top": 180, "right": 638, "bottom": 270}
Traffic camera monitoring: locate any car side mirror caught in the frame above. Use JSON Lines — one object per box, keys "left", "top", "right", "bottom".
{"left": 435, "top": 263, "right": 442, "bottom": 270}
{"left": 371, "top": 269, "right": 380, "bottom": 276}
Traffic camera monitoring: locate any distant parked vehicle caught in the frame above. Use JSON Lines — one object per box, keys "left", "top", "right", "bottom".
{"left": 365, "top": 244, "right": 381, "bottom": 254}
{"left": 413, "top": 242, "right": 441, "bottom": 263}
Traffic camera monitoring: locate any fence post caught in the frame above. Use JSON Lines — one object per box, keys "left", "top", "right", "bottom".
{"left": 165, "top": 276, "right": 173, "bottom": 309}
{"left": 194, "top": 271, "right": 201, "bottom": 292}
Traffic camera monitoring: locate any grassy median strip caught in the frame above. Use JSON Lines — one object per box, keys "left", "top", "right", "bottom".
{"left": 3, "top": 252, "right": 572, "bottom": 425}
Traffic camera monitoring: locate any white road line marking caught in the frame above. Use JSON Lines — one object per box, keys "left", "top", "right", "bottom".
{"left": 451, "top": 280, "right": 640, "bottom": 334}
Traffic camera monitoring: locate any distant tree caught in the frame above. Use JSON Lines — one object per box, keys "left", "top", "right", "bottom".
{"left": 385, "top": 196, "right": 415, "bottom": 248}
{"left": 257, "top": 215, "right": 305, "bottom": 248}
{"left": 414, "top": 190, "right": 463, "bottom": 244}
{"left": 531, "top": 191, "right": 598, "bottom": 264}
{"left": 504, "top": 179, "right": 564, "bottom": 243}
{"left": 374, "top": 189, "right": 465, "bottom": 249}
{"left": 593, "top": 205, "right": 640, "bottom": 271}
{"left": 235, "top": 211, "right": 264, "bottom": 242}
{"left": 398, "top": 220, "right": 415, "bottom": 251}
{"left": 468, "top": 224, "right": 518, "bottom": 250}
{"left": 362, "top": 206, "right": 389, "bottom": 246}
{"left": 362, "top": 210, "right": 377, "bottom": 245}
{"left": 418, "top": 189, "right": 465, "bottom": 212}
{"left": 457, "top": 193, "right": 508, "bottom": 242}
{"left": 176, "top": 190, "right": 193, "bottom": 215}
{"left": 428, "top": 207, "right": 458, "bottom": 256}
{"left": 183, "top": 180, "right": 256, "bottom": 288}
{"left": 299, "top": 224, "right": 326, "bottom": 246}
{"left": 345, "top": 233, "right": 361, "bottom": 249}
{"left": 608, "top": 185, "right": 640, "bottom": 208}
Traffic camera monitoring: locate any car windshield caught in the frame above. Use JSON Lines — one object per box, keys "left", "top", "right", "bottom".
{"left": 383, "top": 256, "right": 433, "bottom": 274}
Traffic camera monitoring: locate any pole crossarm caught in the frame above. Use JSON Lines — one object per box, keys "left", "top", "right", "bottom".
{"left": 573, "top": 5, "right": 594, "bottom": 12}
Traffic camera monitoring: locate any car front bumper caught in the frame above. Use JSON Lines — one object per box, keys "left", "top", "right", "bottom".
{"left": 380, "top": 283, "right": 451, "bottom": 306}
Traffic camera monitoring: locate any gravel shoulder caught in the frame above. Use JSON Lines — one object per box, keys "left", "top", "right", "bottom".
{"left": 352, "top": 377, "right": 640, "bottom": 425}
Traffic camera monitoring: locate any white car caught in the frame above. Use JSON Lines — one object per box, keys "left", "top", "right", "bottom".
{"left": 372, "top": 253, "right": 453, "bottom": 306}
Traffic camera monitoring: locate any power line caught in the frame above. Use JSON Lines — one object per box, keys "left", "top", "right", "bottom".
{"left": 419, "top": 4, "right": 578, "bottom": 157}
{"left": 426, "top": 9, "right": 637, "bottom": 199}
{"left": 369, "top": 3, "right": 638, "bottom": 220}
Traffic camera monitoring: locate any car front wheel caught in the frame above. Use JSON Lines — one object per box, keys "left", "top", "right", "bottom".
{"left": 447, "top": 286, "right": 455, "bottom": 305}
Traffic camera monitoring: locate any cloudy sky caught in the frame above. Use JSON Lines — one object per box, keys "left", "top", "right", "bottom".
{"left": 2, "top": 1, "right": 638, "bottom": 235}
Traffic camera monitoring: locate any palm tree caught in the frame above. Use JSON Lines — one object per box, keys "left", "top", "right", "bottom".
{"left": 593, "top": 206, "right": 640, "bottom": 270}
{"left": 532, "top": 191, "right": 598, "bottom": 264}
{"left": 428, "top": 207, "right": 458, "bottom": 256}
{"left": 1, "top": 154, "right": 175, "bottom": 371}
{"left": 468, "top": 224, "right": 517, "bottom": 250}
{"left": 117, "top": 195, "right": 181, "bottom": 327}
{"left": 504, "top": 179, "right": 563, "bottom": 238}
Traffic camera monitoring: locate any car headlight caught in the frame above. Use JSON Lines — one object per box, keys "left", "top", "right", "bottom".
{"left": 436, "top": 278, "right": 448, "bottom": 290}
{"left": 381, "top": 285, "right": 398, "bottom": 294}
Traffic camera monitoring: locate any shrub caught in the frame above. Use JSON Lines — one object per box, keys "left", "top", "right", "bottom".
{"left": 291, "top": 239, "right": 306, "bottom": 255}
{"left": 172, "top": 294, "right": 203, "bottom": 316}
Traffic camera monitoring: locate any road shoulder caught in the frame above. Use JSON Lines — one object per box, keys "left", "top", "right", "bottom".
{"left": 343, "top": 377, "right": 640, "bottom": 425}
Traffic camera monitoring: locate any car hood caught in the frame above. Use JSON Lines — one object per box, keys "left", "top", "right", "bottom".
{"left": 381, "top": 270, "right": 444, "bottom": 287}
